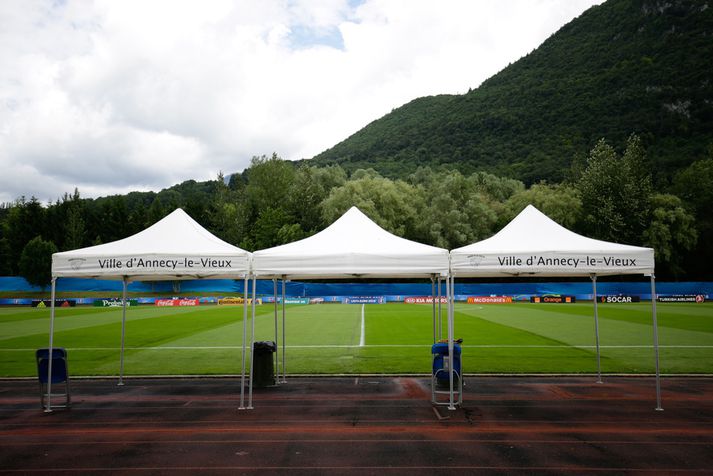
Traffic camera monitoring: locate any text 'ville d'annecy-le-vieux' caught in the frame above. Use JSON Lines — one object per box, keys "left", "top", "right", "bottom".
{"left": 97, "top": 258, "right": 233, "bottom": 270}
{"left": 496, "top": 256, "right": 637, "bottom": 268}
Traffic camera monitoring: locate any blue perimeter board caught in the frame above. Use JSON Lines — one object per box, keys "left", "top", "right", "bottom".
{"left": 1, "top": 277, "right": 711, "bottom": 305}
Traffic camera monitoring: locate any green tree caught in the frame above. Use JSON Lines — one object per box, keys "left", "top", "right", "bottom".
{"left": 286, "top": 165, "right": 346, "bottom": 234}
{"left": 209, "top": 172, "right": 244, "bottom": 245}
{"left": 577, "top": 135, "right": 652, "bottom": 245}
{"left": 3, "top": 196, "right": 46, "bottom": 274}
{"left": 245, "top": 154, "right": 296, "bottom": 213}
{"left": 672, "top": 158, "right": 713, "bottom": 214}
{"left": 146, "top": 190, "right": 182, "bottom": 226}
{"left": 0, "top": 237, "right": 12, "bottom": 275}
{"left": 502, "top": 182, "right": 582, "bottom": 229}
{"left": 277, "top": 223, "right": 308, "bottom": 244}
{"left": 412, "top": 169, "right": 499, "bottom": 248}
{"left": 643, "top": 194, "right": 697, "bottom": 277}
{"left": 64, "top": 189, "right": 85, "bottom": 250}
{"left": 469, "top": 171, "right": 524, "bottom": 202}
{"left": 321, "top": 171, "right": 420, "bottom": 238}
{"left": 19, "top": 236, "right": 57, "bottom": 289}
{"left": 126, "top": 191, "right": 153, "bottom": 237}
{"left": 671, "top": 158, "right": 713, "bottom": 278}
{"left": 169, "top": 180, "right": 215, "bottom": 221}
{"left": 240, "top": 154, "right": 297, "bottom": 249}
{"left": 252, "top": 207, "right": 292, "bottom": 249}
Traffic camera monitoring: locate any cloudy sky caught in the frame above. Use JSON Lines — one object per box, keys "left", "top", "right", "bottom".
{"left": 0, "top": 0, "right": 603, "bottom": 204}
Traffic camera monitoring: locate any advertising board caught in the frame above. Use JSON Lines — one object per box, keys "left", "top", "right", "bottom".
{"left": 404, "top": 296, "right": 449, "bottom": 304}
{"left": 217, "top": 297, "right": 263, "bottom": 305}
{"left": 530, "top": 295, "right": 576, "bottom": 303}
{"left": 467, "top": 296, "right": 513, "bottom": 304}
{"left": 31, "top": 299, "right": 76, "bottom": 308}
{"left": 155, "top": 298, "right": 200, "bottom": 307}
{"left": 599, "top": 295, "right": 641, "bottom": 303}
{"left": 93, "top": 299, "right": 139, "bottom": 307}
{"left": 658, "top": 294, "right": 706, "bottom": 303}
{"left": 344, "top": 296, "right": 384, "bottom": 304}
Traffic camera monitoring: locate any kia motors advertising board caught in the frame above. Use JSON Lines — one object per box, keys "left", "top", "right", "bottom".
{"left": 404, "top": 296, "right": 449, "bottom": 304}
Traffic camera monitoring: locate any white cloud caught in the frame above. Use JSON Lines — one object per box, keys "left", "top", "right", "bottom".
{"left": 0, "top": 0, "right": 602, "bottom": 203}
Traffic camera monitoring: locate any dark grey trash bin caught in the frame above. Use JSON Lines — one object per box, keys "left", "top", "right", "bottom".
{"left": 252, "top": 341, "right": 276, "bottom": 387}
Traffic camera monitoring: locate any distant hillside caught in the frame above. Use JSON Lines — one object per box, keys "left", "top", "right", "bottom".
{"left": 309, "top": 0, "right": 713, "bottom": 184}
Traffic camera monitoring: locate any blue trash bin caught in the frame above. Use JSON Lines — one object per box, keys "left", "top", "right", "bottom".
{"left": 431, "top": 342, "right": 462, "bottom": 387}
{"left": 36, "top": 348, "right": 71, "bottom": 409}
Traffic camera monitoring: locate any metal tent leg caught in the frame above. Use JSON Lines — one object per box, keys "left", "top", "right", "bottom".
{"left": 273, "top": 278, "right": 279, "bottom": 385}
{"left": 45, "top": 278, "right": 57, "bottom": 413}
{"left": 239, "top": 276, "right": 248, "bottom": 410}
{"left": 651, "top": 275, "right": 663, "bottom": 411}
{"left": 248, "top": 276, "right": 256, "bottom": 409}
{"left": 437, "top": 277, "right": 442, "bottom": 341}
{"left": 431, "top": 275, "right": 436, "bottom": 344}
{"left": 281, "top": 277, "right": 286, "bottom": 383}
{"left": 446, "top": 275, "right": 456, "bottom": 411}
{"left": 118, "top": 277, "right": 128, "bottom": 386}
{"left": 591, "top": 274, "right": 603, "bottom": 383}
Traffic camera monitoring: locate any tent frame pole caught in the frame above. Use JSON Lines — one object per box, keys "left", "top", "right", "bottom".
{"left": 447, "top": 275, "right": 456, "bottom": 410}
{"left": 651, "top": 274, "right": 663, "bottom": 411}
{"left": 45, "top": 277, "right": 57, "bottom": 412}
{"left": 273, "top": 278, "right": 279, "bottom": 385}
{"left": 281, "top": 277, "right": 287, "bottom": 383}
{"left": 118, "top": 277, "right": 128, "bottom": 386}
{"left": 431, "top": 275, "right": 436, "bottom": 343}
{"left": 240, "top": 276, "right": 248, "bottom": 410}
{"left": 247, "top": 276, "right": 256, "bottom": 409}
{"left": 437, "top": 277, "right": 442, "bottom": 341}
{"left": 591, "top": 274, "right": 603, "bottom": 384}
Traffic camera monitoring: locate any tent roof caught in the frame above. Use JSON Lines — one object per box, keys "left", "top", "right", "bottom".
{"left": 252, "top": 207, "right": 449, "bottom": 279}
{"left": 450, "top": 205, "right": 654, "bottom": 277}
{"left": 52, "top": 208, "right": 250, "bottom": 281}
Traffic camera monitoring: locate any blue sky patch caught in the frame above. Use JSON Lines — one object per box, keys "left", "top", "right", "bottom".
{"left": 288, "top": 24, "right": 345, "bottom": 50}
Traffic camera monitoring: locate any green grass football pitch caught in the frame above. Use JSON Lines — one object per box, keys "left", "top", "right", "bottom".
{"left": 1, "top": 302, "right": 712, "bottom": 377}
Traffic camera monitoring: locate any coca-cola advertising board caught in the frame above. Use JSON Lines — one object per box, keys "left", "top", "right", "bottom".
{"left": 155, "top": 299, "right": 200, "bottom": 307}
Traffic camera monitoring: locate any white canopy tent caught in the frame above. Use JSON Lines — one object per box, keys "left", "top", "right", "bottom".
{"left": 248, "top": 207, "right": 455, "bottom": 408}
{"left": 252, "top": 206, "right": 450, "bottom": 279}
{"left": 46, "top": 208, "right": 252, "bottom": 410}
{"left": 450, "top": 204, "right": 662, "bottom": 409}
{"left": 52, "top": 208, "right": 250, "bottom": 280}
{"left": 450, "top": 204, "right": 654, "bottom": 277}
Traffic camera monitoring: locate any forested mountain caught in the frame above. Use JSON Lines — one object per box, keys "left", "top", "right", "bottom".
{"left": 309, "top": 0, "right": 713, "bottom": 184}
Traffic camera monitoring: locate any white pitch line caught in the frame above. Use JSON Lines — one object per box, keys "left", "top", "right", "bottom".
{"left": 359, "top": 304, "right": 365, "bottom": 347}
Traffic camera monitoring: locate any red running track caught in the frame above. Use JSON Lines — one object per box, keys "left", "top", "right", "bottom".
{"left": 1, "top": 376, "right": 712, "bottom": 474}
